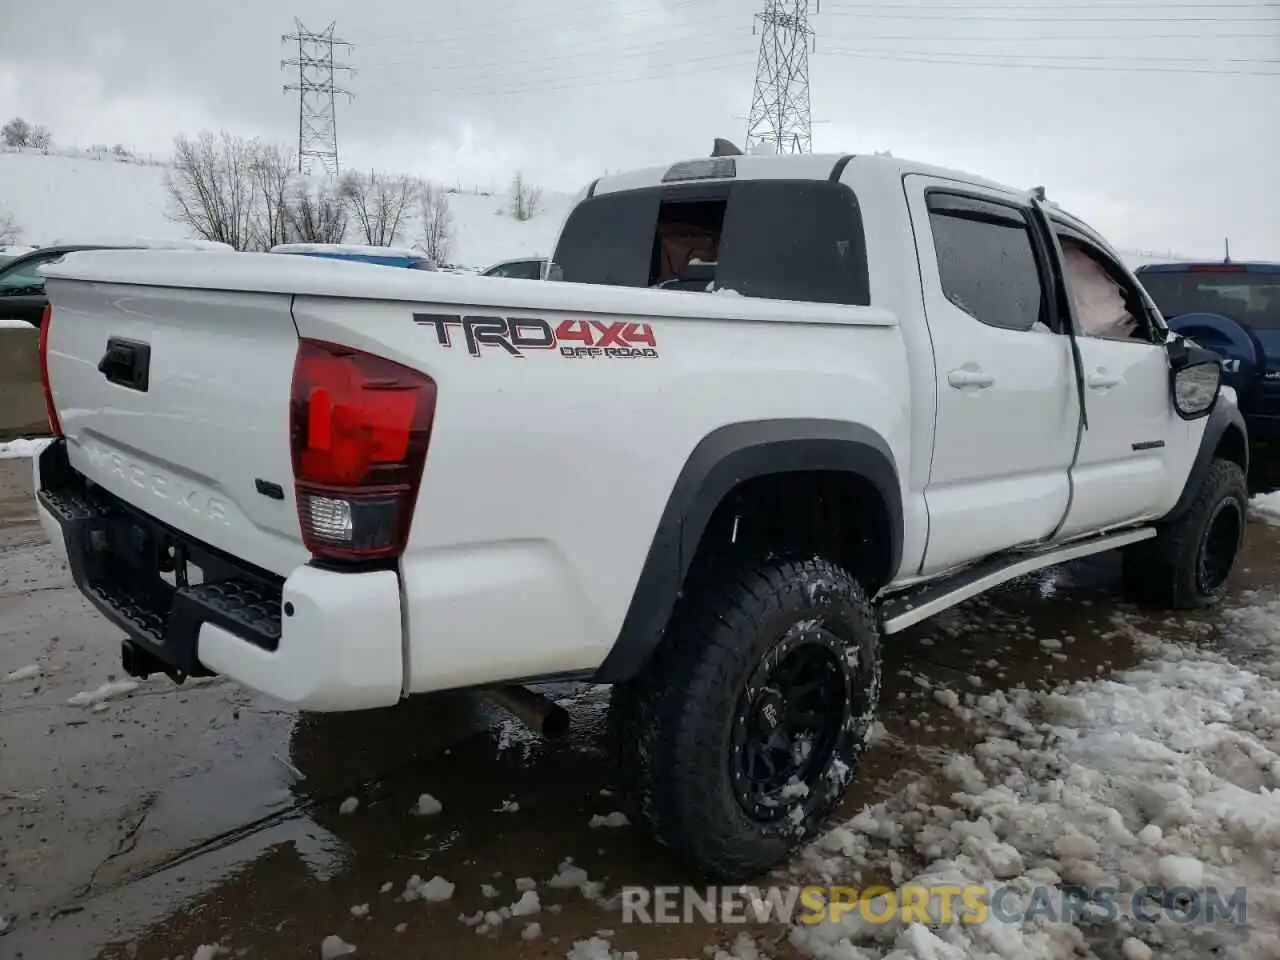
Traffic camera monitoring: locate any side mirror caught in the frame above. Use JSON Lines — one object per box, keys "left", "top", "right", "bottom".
{"left": 1167, "top": 337, "right": 1223, "bottom": 420}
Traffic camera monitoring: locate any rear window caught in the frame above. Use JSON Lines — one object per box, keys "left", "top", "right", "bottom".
{"left": 1140, "top": 269, "right": 1280, "bottom": 330}
{"left": 551, "top": 179, "right": 870, "bottom": 307}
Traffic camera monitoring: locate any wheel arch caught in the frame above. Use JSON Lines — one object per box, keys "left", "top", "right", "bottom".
{"left": 1164, "top": 397, "right": 1249, "bottom": 525}
{"left": 594, "top": 419, "right": 903, "bottom": 682}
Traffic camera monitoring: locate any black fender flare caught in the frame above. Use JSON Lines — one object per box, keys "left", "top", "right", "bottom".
{"left": 1163, "top": 397, "right": 1249, "bottom": 524}
{"left": 594, "top": 419, "right": 903, "bottom": 682}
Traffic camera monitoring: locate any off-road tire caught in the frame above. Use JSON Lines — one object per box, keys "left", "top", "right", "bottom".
{"left": 607, "top": 553, "right": 882, "bottom": 881}
{"left": 1122, "top": 457, "right": 1248, "bottom": 610}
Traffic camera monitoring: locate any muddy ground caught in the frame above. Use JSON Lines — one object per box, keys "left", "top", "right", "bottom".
{"left": 1, "top": 455, "right": 1277, "bottom": 960}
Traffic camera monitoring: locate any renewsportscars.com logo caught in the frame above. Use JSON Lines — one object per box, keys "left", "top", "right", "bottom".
{"left": 415, "top": 313, "right": 659, "bottom": 359}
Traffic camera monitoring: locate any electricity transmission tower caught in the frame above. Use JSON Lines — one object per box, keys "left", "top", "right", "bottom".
{"left": 745, "top": 0, "right": 817, "bottom": 155}
{"left": 281, "top": 19, "right": 354, "bottom": 176}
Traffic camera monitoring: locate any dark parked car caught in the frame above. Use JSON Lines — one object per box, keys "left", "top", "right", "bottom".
{"left": 0, "top": 238, "right": 233, "bottom": 326}
{"left": 480, "top": 256, "right": 548, "bottom": 280}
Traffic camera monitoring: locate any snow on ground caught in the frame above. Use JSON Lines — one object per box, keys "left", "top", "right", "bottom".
{"left": 0, "top": 150, "right": 573, "bottom": 270}
{"left": 790, "top": 601, "right": 1280, "bottom": 960}
{"left": 1250, "top": 493, "right": 1280, "bottom": 527}
{"left": 0, "top": 438, "right": 50, "bottom": 458}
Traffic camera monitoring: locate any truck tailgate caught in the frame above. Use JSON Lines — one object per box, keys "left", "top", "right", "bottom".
{"left": 43, "top": 278, "right": 308, "bottom": 577}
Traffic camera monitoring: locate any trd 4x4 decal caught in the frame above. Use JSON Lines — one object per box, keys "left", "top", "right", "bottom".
{"left": 414, "top": 313, "right": 659, "bottom": 359}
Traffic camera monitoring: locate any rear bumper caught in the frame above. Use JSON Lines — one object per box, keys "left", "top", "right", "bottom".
{"left": 35, "top": 439, "right": 404, "bottom": 711}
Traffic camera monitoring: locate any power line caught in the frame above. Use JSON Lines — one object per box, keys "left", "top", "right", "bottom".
{"left": 820, "top": 47, "right": 1279, "bottom": 63}
{"left": 281, "top": 19, "right": 355, "bottom": 177}
{"left": 818, "top": 46, "right": 1280, "bottom": 74}
{"left": 747, "top": 0, "right": 818, "bottom": 155}
{"left": 357, "top": 0, "right": 721, "bottom": 47}
{"left": 820, "top": 9, "right": 1275, "bottom": 21}
{"left": 360, "top": 27, "right": 753, "bottom": 72}
{"left": 358, "top": 50, "right": 757, "bottom": 98}
{"left": 823, "top": 1, "right": 1274, "bottom": 8}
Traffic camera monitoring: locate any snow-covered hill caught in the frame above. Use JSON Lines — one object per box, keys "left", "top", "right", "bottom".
{"left": 0, "top": 148, "right": 1206, "bottom": 272}
{"left": 0, "top": 150, "right": 573, "bottom": 271}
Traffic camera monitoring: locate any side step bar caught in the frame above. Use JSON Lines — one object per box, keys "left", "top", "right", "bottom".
{"left": 879, "top": 527, "right": 1156, "bottom": 635}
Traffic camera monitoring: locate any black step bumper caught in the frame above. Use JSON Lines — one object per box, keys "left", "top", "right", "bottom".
{"left": 36, "top": 440, "right": 285, "bottom": 679}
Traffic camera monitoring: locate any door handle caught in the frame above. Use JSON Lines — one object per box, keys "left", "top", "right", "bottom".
{"left": 1087, "top": 371, "right": 1123, "bottom": 389}
{"left": 947, "top": 368, "right": 995, "bottom": 389}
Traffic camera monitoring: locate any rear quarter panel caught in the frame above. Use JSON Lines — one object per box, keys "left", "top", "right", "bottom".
{"left": 292, "top": 295, "right": 912, "bottom": 691}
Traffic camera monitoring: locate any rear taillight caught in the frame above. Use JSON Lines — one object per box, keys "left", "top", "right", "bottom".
{"left": 38, "top": 304, "right": 63, "bottom": 438}
{"left": 289, "top": 339, "right": 437, "bottom": 563}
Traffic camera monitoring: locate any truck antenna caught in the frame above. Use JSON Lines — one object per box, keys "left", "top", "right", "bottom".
{"left": 1032, "top": 186, "right": 1046, "bottom": 201}
{"left": 1224, "top": 237, "right": 1231, "bottom": 263}
{"left": 712, "top": 137, "right": 743, "bottom": 157}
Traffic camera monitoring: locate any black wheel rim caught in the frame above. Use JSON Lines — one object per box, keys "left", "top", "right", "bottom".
{"left": 1197, "top": 497, "right": 1243, "bottom": 595}
{"left": 729, "top": 624, "right": 858, "bottom": 822}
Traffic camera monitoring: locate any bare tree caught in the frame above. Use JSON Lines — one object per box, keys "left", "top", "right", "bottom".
{"left": 285, "top": 178, "right": 350, "bottom": 244}
{"left": 417, "top": 180, "right": 455, "bottom": 265}
{"left": 2, "top": 117, "right": 50, "bottom": 149}
{"left": 163, "top": 131, "right": 259, "bottom": 250}
{"left": 509, "top": 171, "right": 543, "bottom": 222}
{"left": 346, "top": 171, "right": 418, "bottom": 246}
{"left": 248, "top": 142, "right": 294, "bottom": 251}
{"left": 0, "top": 207, "right": 20, "bottom": 245}
{"left": 1, "top": 118, "right": 30, "bottom": 147}
{"left": 29, "top": 124, "right": 52, "bottom": 150}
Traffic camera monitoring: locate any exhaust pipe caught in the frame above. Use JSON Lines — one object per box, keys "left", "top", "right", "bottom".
{"left": 484, "top": 684, "right": 571, "bottom": 739}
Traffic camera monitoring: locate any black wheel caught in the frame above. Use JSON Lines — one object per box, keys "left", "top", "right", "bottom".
{"left": 1122, "top": 458, "right": 1247, "bottom": 610}
{"left": 607, "top": 553, "right": 882, "bottom": 881}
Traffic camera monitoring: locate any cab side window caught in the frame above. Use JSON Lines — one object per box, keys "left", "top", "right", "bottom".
{"left": 926, "top": 192, "right": 1052, "bottom": 334}
{"left": 1053, "top": 228, "right": 1159, "bottom": 345}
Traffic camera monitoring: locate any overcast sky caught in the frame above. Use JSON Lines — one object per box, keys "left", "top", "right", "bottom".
{"left": 1, "top": 0, "right": 1277, "bottom": 257}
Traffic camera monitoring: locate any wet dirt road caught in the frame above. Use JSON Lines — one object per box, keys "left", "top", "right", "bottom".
{"left": 2, "top": 455, "right": 1277, "bottom": 960}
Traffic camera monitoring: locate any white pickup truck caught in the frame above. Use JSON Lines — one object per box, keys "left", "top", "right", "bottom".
{"left": 33, "top": 147, "right": 1248, "bottom": 882}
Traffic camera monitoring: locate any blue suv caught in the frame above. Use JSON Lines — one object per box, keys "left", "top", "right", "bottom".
{"left": 1136, "top": 260, "right": 1280, "bottom": 489}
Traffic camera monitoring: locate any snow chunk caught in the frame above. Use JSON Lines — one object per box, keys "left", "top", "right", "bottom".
{"left": 413, "top": 793, "right": 443, "bottom": 816}
{"left": 521, "top": 921, "right": 542, "bottom": 940}
{"left": 191, "top": 946, "right": 227, "bottom": 960}
{"left": 400, "top": 873, "right": 455, "bottom": 903}
{"left": 547, "top": 858, "right": 590, "bottom": 889}
{"left": 338, "top": 797, "right": 359, "bottom": 815}
{"left": 320, "top": 934, "right": 356, "bottom": 958}
{"left": 589, "top": 811, "right": 630, "bottom": 829}
{"left": 349, "top": 903, "right": 369, "bottom": 919}
{"left": 1, "top": 664, "right": 40, "bottom": 683}
{"left": 67, "top": 679, "right": 138, "bottom": 706}
{"left": 1157, "top": 853, "right": 1205, "bottom": 889}
{"left": 420, "top": 876, "right": 455, "bottom": 902}
{"left": 515, "top": 876, "right": 537, "bottom": 892}
{"left": 567, "top": 937, "right": 637, "bottom": 960}
{"left": 509, "top": 890, "right": 540, "bottom": 916}
{"left": 1121, "top": 938, "right": 1154, "bottom": 960}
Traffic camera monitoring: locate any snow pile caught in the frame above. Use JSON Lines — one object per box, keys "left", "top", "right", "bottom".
{"left": 0, "top": 150, "right": 573, "bottom": 269}
{"left": 792, "top": 613, "right": 1280, "bottom": 960}
{"left": 1249, "top": 492, "right": 1280, "bottom": 527}
{"left": 0, "top": 438, "right": 51, "bottom": 459}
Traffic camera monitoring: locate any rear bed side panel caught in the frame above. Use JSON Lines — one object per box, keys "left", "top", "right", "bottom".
{"left": 44, "top": 279, "right": 308, "bottom": 577}
{"left": 291, "top": 295, "right": 912, "bottom": 693}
